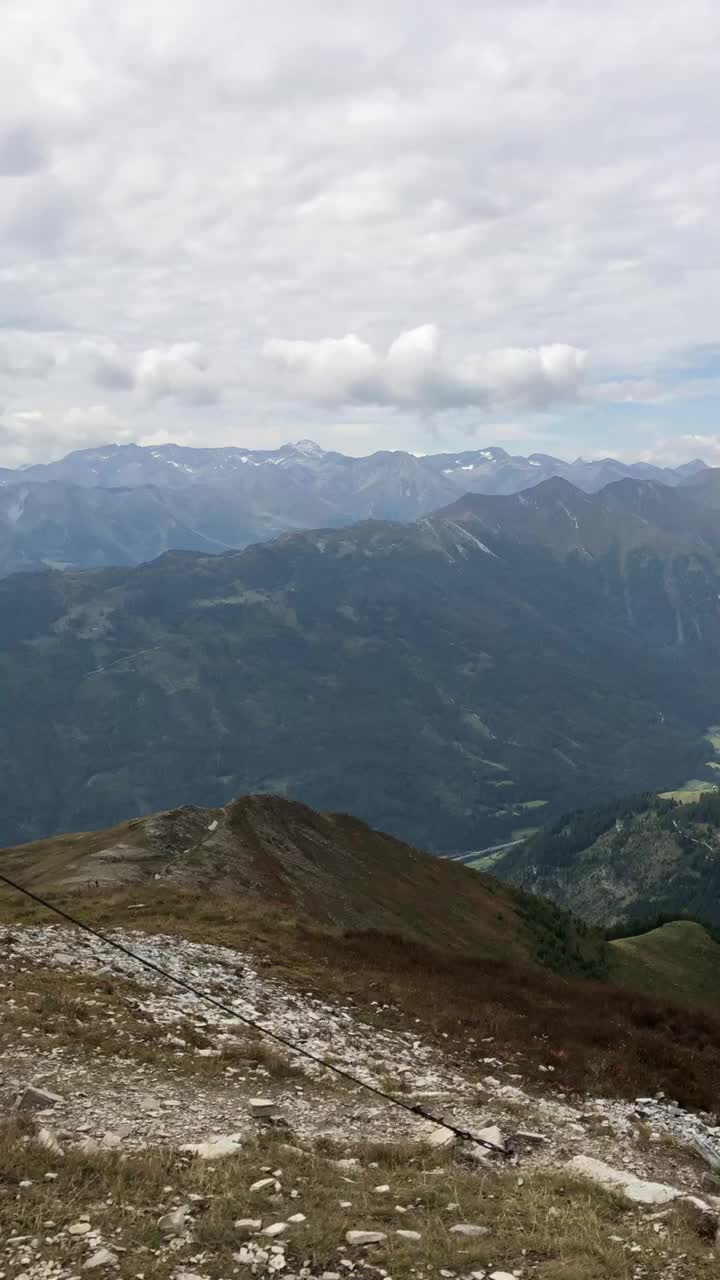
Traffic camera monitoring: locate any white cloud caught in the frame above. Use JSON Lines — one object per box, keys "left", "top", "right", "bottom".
{"left": 644, "top": 434, "right": 720, "bottom": 467}
{"left": 61, "top": 404, "right": 123, "bottom": 434}
{"left": 85, "top": 341, "right": 222, "bottom": 404}
{"left": 84, "top": 343, "right": 135, "bottom": 392}
{"left": 135, "top": 343, "right": 222, "bottom": 405}
{"left": 0, "top": 0, "right": 719, "bottom": 461}
{"left": 264, "top": 326, "right": 587, "bottom": 410}
{"left": 0, "top": 122, "right": 49, "bottom": 176}
{"left": 0, "top": 404, "right": 131, "bottom": 467}
{"left": 0, "top": 335, "right": 57, "bottom": 379}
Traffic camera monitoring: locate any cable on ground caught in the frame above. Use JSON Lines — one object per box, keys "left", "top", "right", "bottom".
{"left": 0, "top": 869, "right": 510, "bottom": 1157}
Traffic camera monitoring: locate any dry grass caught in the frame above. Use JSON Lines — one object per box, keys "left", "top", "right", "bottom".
{"left": 4, "top": 885, "right": 720, "bottom": 1111}
{"left": 0, "top": 1122, "right": 717, "bottom": 1279}
{"left": 0, "top": 959, "right": 306, "bottom": 1081}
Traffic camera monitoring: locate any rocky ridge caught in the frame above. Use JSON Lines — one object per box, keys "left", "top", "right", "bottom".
{"left": 3, "top": 923, "right": 720, "bottom": 1278}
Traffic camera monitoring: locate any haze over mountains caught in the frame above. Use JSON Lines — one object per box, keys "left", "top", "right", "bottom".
{"left": 0, "top": 438, "right": 708, "bottom": 577}
{"left": 2, "top": 469, "right": 720, "bottom": 852}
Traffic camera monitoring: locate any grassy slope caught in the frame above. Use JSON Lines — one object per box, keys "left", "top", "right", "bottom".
{"left": 609, "top": 921, "right": 720, "bottom": 1008}
{"left": 0, "top": 804, "right": 523, "bottom": 959}
{"left": 0, "top": 794, "right": 608, "bottom": 974}
{"left": 6, "top": 797, "right": 720, "bottom": 1109}
{"left": 0, "top": 818, "right": 150, "bottom": 885}
{"left": 4, "top": 1122, "right": 716, "bottom": 1280}
{"left": 3, "top": 881, "right": 720, "bottom": 1112}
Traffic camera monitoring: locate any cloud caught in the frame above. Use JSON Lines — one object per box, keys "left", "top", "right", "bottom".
{"left": 0, "top": 404, "right": 131, "bottom": 467}
{"left": 644, "top": 434, "right": 720, "bottom": 467}
{"left": 0, "top": 123, "right": 49, "bottom": 176}
{"left": 0, "top": 336, "right": 57, "bottom": 378}
{"left": 0, "top": 0, "right": 719, "bottom": 459}
{"left": 85, "top": 341, "right": 222, "bottom": 405}
{"left": 61, "top": 404, "right": 123, "bottom": 434}
{"left": 83, "top": 343, "right": 135, "bottom": 391}
{"left": 264, "top": 326, "right": 587, "bottom": 410}
{"left": 135, "top": 343, "right": 222, "bottom": 405}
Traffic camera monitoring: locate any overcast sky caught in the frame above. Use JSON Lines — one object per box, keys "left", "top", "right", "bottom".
{"left": 2, "top": 0, "right": 720, "bottom": 466}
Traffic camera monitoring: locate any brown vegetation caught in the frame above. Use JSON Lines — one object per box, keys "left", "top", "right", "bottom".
{"left": 2, "top": 885, "right": 720, "bottom": 1111}
{"left": 0, "top": 958, "right": 305, "bottom": 1081}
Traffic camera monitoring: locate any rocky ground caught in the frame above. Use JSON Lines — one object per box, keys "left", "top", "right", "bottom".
{"left": 2, "top": 923, "right": 720, "bottom": 1279}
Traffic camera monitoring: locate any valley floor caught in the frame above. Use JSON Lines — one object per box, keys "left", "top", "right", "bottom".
{"left": 2, "top": 923, "right": 720, "bottom": 1278}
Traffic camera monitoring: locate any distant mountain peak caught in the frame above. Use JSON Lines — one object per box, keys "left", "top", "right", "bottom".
{"left": 521, "top": 475, "right": 589, "bottom": 501}
{"left": 290, "top": 439, "right": 326, "bottom": 457}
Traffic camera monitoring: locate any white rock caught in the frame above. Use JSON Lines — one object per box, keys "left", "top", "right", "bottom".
{"left": 417, "top": 1120, "right": 456, "bottom": 1148}
{"left": 250, "top": 1176, "right": 280, "bottom": 1193}
{"left": 67, "top": 1221, "right": 92, "bottom": 1236}
{"left": 566, "top": 1156, "right": 681, "bottom": 1206}
{"left": 345, "top": 1230, "right": 387, "bottom": 1245}
{"left": 682, "top": 1194, "right": 715, "bottom": 1213}
{"left": 498, "top": 1085, "right": 527, "bottom": 1102}
{"left": 181, "top": 1134, "right": 242, "bottom": 1160}
{"left": 373, "top": 1184, "right": 390, "bottom": 1194}
{"left": 83, "top": 1249, "right": 119, "bottom": 1269}
{"left": 395, "top": 1229, "right": 422, "bottom": 1240}
{"left": 37, "top": 1127, "right": 63, "bottom": 1155}
{"left": 16, "top": 1085, "right": 64, "bottom": 1111}
{"left": 474, "top": 1125, "right": 505, "bottom": 1150}
{"left": 489, "top": 1273, "right": 516, "bottom": 1280}
{"left": 158, "top": 1204, "right": 190, "bottom": 1235}
{"left": 262, "top": 1222, "right": 289, "bottom": 1238}
{"left": 288, "top": 1212, "right": 306, "bottom": 1223}
{"left": 449, "top": 1223, "right": 490, "bottom": 1237}
{"left": 81, "top": 1130, "right": 123, "bottom": 1155}
{"left": 235, "top": 1218, "right": 263, "bottom": 1234}
{"left": 250, "top": 1098, "right": 274, "bottom": 1119}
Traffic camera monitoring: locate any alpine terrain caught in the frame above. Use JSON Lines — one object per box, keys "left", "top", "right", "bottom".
{"left": 1, "top": 475, "right": 720, "bottom": 851}
{"left": 0, "top": 440, "right": 708, "bottom": 576}
{"left": 4, "top": 793, "right": 720, "bottom": 1278}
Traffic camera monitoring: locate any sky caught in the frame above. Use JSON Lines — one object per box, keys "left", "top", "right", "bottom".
{"left": 2, "top": 0, "right": 720, "bottom": 467}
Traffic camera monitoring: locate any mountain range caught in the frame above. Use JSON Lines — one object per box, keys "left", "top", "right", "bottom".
{"left": 0, "top": 438, "right": 709, "bottom": 577}
{"left": 2, "top": 473, "right": 720, "bottom": 852}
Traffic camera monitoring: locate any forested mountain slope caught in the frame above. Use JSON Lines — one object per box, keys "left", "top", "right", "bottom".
{"left": 1, "top": 478, "right": 720, "bottom": 850}
{"left": 497, "top": 790, "right": 720, "bottom": 927}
